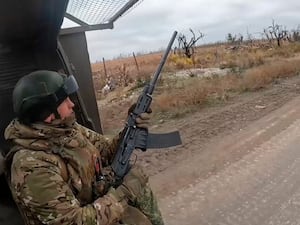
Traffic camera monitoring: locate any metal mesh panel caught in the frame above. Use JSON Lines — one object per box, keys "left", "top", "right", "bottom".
{"left": 66, "top": 0, "right": 141, "bottom": 25}
{"left": 121, "top": 0, "right": 143, "bottom": 17}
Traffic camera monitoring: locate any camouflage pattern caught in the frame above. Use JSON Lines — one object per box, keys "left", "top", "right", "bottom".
{"left": 135, "top": 184, "right": 164, "bottom": 225}
{"left": 4, "top": 116, "right": 164, "bottom": 225}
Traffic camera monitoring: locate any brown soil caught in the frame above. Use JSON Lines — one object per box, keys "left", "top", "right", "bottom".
{"left": 99, "top": 74, "right": 300, "bottom": 198}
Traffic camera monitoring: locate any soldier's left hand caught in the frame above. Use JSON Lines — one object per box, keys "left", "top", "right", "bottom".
{"left": 128, "top": 103, "right": 152, "bottom": 129}
{"left": 135, "top": 111, "right": 152, "bottom": 129}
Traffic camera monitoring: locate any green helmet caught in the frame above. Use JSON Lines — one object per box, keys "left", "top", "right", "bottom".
{"left": 13, "top": 70, "right": 79, "bottom": 123}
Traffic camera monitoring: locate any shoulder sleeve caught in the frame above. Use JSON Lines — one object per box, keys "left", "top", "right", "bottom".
{"left": 75, "top": 123, "right": 121, "bottom": 166}
{"left": 10, "top": 150, "right": 124, "bottom": 225}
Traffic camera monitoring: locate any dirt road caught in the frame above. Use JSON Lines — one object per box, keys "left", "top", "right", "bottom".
{"left": 155, "top": 95, "right": 300, "bottom": 224}
{"left": 139, "top": 75, "right": 300, "bottom": 224}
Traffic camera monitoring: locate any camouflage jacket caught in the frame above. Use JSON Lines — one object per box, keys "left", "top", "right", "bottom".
{"left": 4, "top": 117, "right": 126, "bottom": 225}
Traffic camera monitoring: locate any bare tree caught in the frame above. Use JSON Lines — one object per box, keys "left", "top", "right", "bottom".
{"left": 177, "top": 28, "right": 204, "bottom": 58}
{"left": 264, "top": 19, "right": 288, "bottom": 46}
{"left": 291, "top": 25, "right": 300, "bottom": 42}
{"left": 226, "top": 33, "right": 236, "bottom": 43}
{"left": 117, "top": 63, "right": 130, "bottom": 87}
{"left": 227, "top": 33, "right": 243, "bottom": 45}
{"left": 263, "top": 28, "right": 272, "bottom": 43}
{"left": 246, "top": 28, "right": 253, "bottom": 44}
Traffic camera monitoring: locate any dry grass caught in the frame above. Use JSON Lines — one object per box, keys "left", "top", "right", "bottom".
{"left": 92, "top": 41, "right": 300, "bottom": 121}
{"left": 151, "top": 58, "right": 300, "bottom": 117}
{"left": 240, "top": 58, "right": 300, "bottom": 90}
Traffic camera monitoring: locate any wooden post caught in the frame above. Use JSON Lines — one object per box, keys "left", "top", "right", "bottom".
{"left": 102, "top": 57, "right": 107, "bottom": 78}
{"left": 132, "top": 52, "right": 140, "bottom": 74}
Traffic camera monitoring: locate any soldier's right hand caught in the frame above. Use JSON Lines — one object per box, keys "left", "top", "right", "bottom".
{"left": 107, "top": 187, "right": 128, "bottom": 210}
{"left": 116, "top": 165, "right": 149, "bottom": 203}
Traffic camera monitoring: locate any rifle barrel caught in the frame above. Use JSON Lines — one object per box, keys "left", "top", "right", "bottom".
{"left": 148, "top": 31, "right": 178, "bottom": 94}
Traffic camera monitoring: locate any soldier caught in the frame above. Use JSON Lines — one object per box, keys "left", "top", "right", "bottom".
{"left": 4, "top": 70, "right": 164, "bottom": 225}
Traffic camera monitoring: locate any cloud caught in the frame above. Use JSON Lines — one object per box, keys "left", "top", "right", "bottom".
{"left": 84, "top": 0, "right": 300, "bottom": 61}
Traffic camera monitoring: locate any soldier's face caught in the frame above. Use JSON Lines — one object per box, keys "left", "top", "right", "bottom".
{"left": 57, "top": 97, "right": 75, "bottom": 120}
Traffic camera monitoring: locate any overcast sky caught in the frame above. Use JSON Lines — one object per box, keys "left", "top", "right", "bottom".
{"left": 72, "top": 0, "right": 300, "bottom": 62}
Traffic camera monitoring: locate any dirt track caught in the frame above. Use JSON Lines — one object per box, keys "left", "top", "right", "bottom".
{"left": 136, "top": 74, "right": 300, "bottom": 223}
{"left": 138, "top": 76, "right": 300, "bottom": 181}
{"left": 158, "top": 98, "right": 300, "bottom": 224}
{"left": 100, "top": 74, "right": 300, "bottom": 223}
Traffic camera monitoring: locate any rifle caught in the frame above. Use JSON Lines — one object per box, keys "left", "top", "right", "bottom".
{"left": 111, "top": 31, "right": 182, "bottom": 180}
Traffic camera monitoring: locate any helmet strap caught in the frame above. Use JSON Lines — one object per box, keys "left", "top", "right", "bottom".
{"left": 53, "top": 108, "right": 61, "bottom": 119}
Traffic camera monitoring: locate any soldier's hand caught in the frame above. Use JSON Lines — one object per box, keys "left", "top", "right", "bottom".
{"left": 105, "top": 187, "right": 128, "bottom": 219}
{"left": 128, "top": 103, "right": 152, "bottom": 129}
{"left": 136, "top": 112, "right": 151, "bottom": 129}
{"left": 117, "top": 165, "right": 149, "bottom": 203}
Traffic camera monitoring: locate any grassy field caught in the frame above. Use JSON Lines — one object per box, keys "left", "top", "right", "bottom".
{"left": 91, "top": 41, "right": 300, "bottom": 121}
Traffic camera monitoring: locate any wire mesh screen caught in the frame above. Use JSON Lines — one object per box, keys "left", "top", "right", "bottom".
{"left": 66, "top": 0, "right": 142, "bottom": 25}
